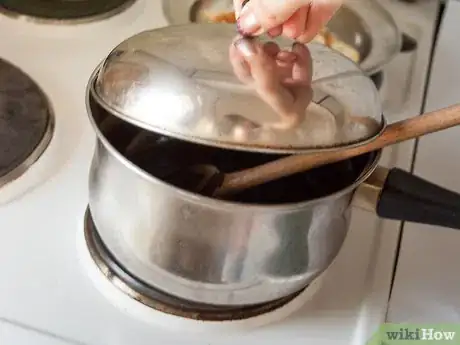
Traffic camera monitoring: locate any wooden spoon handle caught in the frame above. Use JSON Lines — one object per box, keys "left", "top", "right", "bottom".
{"left": 215, "top": 103, "right": 460, "bottom": 196}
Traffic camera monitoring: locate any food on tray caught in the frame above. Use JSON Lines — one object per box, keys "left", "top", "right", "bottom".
{"left": 200, "top": 6, "right": 361, "bottom": 63}
{"left": 199, "top": 0, "right": 237, "bottom": 23}
{"left": 205, "top": 10, "right": 236, "bottom": 23}
{"left": 313, "top": 29, "right": 361, "bottom": 63}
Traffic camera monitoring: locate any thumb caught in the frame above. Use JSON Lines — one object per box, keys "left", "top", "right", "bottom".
{"left": 237, "top": 0, "right": 311, "bottom": 35}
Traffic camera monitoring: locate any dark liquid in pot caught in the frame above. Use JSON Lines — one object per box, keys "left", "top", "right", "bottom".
{"left": 96, "top": 111, "right": 373, "bottom": 205}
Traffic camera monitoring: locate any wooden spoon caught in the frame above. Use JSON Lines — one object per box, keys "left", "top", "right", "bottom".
{"left": 192, "top": 103, "right": 460, "bottom": 197}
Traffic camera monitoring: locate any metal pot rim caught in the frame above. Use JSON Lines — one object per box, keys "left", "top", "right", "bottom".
{"left": 86, "top": 80, "right": 382, "bottom": 212}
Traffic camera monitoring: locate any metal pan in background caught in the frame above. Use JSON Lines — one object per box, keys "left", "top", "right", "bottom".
{"left": 161, "top": 0, "right": 413, "bottom": 75}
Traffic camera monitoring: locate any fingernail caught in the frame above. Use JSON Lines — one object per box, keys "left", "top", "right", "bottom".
{"left": 234, "top": 39, "right": 255, "bottom": 57}
{"left": 241, "top": 2, "right": 250, "bottom": 14}
{"left": 236, "top": 0, "right": 249, "bottom": 20}
{"left": 237, "top": 11, "right": 259, "bottom": 35}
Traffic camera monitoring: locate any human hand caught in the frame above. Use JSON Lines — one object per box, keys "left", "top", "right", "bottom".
{"left": 234, "top": 0, "right": 342, "bottom": 43}
{"left": 229, "top": 37, "right": 312, "bottom": 129}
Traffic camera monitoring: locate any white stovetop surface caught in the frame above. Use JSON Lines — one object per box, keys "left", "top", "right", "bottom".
{"left": 388, "top": 0, "right": 460, "bottom": 323}
{"left": 0, "top": 0, "right": 435, "bottom": 344}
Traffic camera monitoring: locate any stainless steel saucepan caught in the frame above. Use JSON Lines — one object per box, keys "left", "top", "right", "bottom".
{"left": 85, "top": 24, "right": 460, "bottom": 307}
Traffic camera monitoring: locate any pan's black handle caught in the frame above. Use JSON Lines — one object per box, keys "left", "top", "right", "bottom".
{"left": 376, "top": 168, "right": 460, "bottom": 230}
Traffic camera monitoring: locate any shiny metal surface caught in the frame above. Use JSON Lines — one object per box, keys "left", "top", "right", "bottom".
{"left": 84, "top": 210, "right": 307, "bottom": 319}
{"left": 91, "top": 24, "right": 383, "bottom": 154}
{"left": 86, "top": 88, "right": 383, "bottom": 306}
{"left": 352, "top": 166, "right": 388, "bottom": 213}
{"left": 161, "top": 0, "right": 401, "bottom": 75}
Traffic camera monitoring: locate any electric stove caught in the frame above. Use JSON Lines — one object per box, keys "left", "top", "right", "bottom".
{"left": 0, "top": 0, "right": 440, "bottom": 343}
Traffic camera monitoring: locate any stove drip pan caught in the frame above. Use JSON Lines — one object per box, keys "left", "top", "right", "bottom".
{"left": 0, "top": 0, "right": 136, "bottom": 24}
{"left": 0, "top": 58, "right": 54, "bottom": 189}
{"left": 83, "top": 207, "right": 309, "bottom": 322}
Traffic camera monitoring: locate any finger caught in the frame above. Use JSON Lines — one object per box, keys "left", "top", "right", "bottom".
{"left": 279, "top": 77, "right": 313, "bottom": 124}
{"left": 275, "top": 43, "right": 310, "bottom": 83}
{"left": 282, "top": 7, "right": 308, "bottom": 40}
{"left": 295, "top": 1, "right": 341, "bottom": 43}
{"left": 266, "top": 44, "right": 296, "bottom": 79}
{"left": 264, "top": 43, "right": 297, "bottom": 75}
{"left": 233, "top": 0, "right": 245, "bottom": 18}
{"left": 265, "top": 81, "right": 312, "bottom": 129}
{"left": 234, "top": 38, "right": 296, "bottom": 120}
{"left": 234, "top": 38, "right": 280, "bottom": 93}
{"left": 278, "top": 44, "right": 313, "bottom": 126}
{"left": 277, "top": 50, "right": 297, "bottom": 63}
{"left": 291, "top": 42, "right": 312, "bottom": 84}
{"left": 235, "top": 40, "right": 292, "bottom": 81}
{"left": 237, "top": 0, "right": 311, "bottom": 36}
{"left": 276, "top": 60, "right": 295, "bottom": 81}
{"left": 229, "top": 43, "right": 252, "bottom": 84}
{"left": 263, "top": 41, "right": 280, "bottom": 58}
{"left": 291, "top": 82, "right": 313, "bottom": 107}
{"left": 292, "top": 85, "right": 313, "bottom": 125}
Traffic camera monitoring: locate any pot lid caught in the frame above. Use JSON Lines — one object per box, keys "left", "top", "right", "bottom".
{"left": 90, "top": 23, "right": 384, "bottom": 154}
